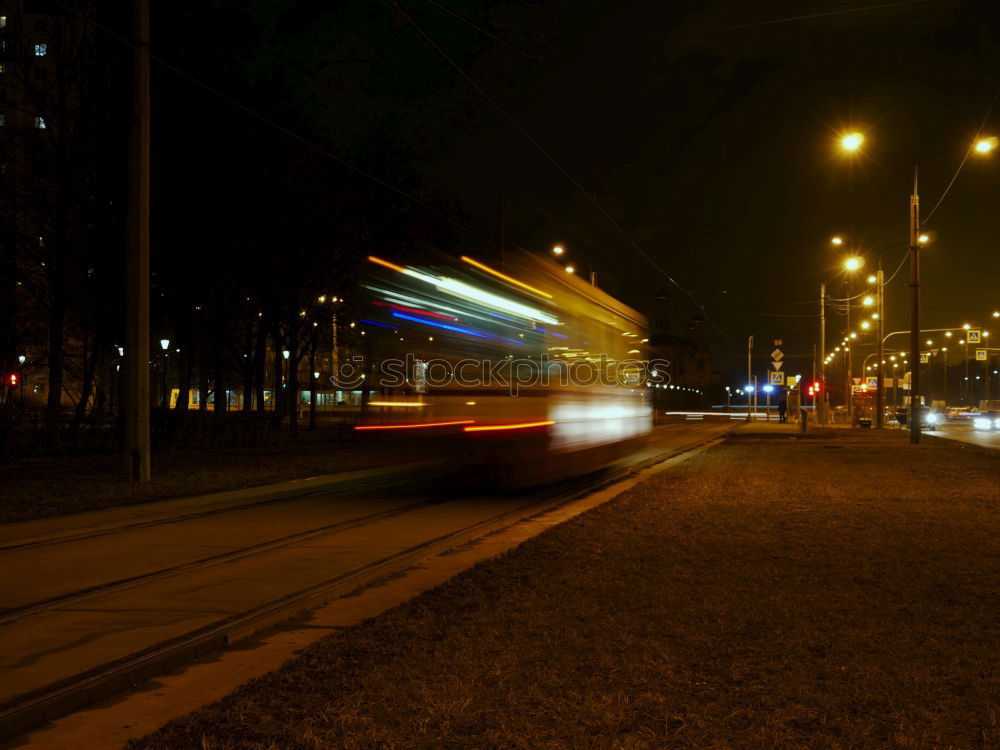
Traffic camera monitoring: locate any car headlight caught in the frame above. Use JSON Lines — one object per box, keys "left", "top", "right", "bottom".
{"left": 925, "top": 413, "right": 938, "bottom": 424}
{"left": 994, "top": 418, "right": 1000, "bottom": 429}
{"left": 974, "top": 417, "right": 992, "bottom": 430}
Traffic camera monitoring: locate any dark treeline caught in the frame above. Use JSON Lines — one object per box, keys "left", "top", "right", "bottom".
{"left": 1, "top": 0, "right": 467, "bottom": 448}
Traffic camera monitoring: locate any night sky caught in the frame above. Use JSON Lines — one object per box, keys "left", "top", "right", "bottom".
{"left": 160, "top": 0, "right": 1000, "bottom": 381}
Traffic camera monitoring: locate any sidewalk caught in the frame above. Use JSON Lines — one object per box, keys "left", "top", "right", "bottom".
{"left": 129, "top": 427, "right": 1000, "bottom": 749}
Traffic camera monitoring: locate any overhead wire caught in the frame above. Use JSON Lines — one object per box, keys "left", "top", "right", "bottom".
{"left": 419, "top": 0, "right": 540, "bottom": 61}
{"left": 689, "top": 0, "right": 944, "bottom": 34}
{"left": 921, "top": 80, "right": 1000, "bottom": 225}
{"left": 387, "top": 0, "right": 732, "bottom": 341}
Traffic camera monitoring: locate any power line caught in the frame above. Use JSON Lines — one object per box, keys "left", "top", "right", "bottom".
{"left": 419, "top": 0, "right": 540, "bottom": 61}
{"left": 921, "top": 79, "right": 1000, "bottom": 225}
{"left": 388, "top": 0, "right": 732, "bottom": 342}
{"left": 690, "top": 0, "right": 944, "bottom": 34}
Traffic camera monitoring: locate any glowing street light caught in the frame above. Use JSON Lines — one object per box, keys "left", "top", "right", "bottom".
{"left": 867, "top": 275, "right": 877, "bottom": 284}
{"left": 844, "top": 256, "right": 863, "bottom": 271}
{"left": 831, "top": 236, "right": 844, "bottom": 246}
{"left": 564, "top": 264, "right": 576, "bottom": 274}
{"left": 975, "top": 136, "right": 997, "bottom": 153}
{"left": 862, "top": 295, "right": 874, "bottom": 307}
{"left": 840, "top": 132, "right": 864, "bottom": 151}
{"left": 552, "top": 245, "right": 565, "bottom": 256}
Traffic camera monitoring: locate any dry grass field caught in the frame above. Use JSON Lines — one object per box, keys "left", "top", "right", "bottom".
{"left": 122, "top": 429, "right": 998, "bottom": 748}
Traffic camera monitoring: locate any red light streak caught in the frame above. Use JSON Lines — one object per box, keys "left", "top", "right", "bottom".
{"left": 371, "top": 300, "right": 457, "bottom": 321}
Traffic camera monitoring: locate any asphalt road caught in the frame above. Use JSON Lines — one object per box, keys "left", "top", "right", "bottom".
{"left": 0, "top": 421, "right": 732, "bottom": 723}
{"left": 930, "top": 419, "right": 1000, "bottom": 449}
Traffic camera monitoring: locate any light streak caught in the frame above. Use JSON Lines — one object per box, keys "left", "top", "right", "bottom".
{"left": 372, "top": 300, "right": 458, "bottom": 321}
{"left": 367, "top": 401, "right": 428, "bottom": 407}
{"left": 464, "top": 420, "right": 555, "bottom": 432}
{"left": 460, "top": 256, "right": 553, "bottom": 298}
{"left": 368, "top": 255, "right": 406, "bottom": 273}
{"left": 355, "top": 420, "right": 474, "bottom": 430}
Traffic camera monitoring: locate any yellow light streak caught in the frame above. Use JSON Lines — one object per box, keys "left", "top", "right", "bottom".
{"left": 460, "top": 256, "right": 553, "bottom": 299}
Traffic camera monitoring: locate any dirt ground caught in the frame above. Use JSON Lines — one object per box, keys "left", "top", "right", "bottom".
{"left": 0, "top": 430, "right": 447, "bottom": 524}
{"left": 126, "top": 428, "right": 1000, "bottom": 749}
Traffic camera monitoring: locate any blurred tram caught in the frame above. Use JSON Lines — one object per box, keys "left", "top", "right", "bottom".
{"left": 353, "top": 251, "right": 652, "bottom": 485}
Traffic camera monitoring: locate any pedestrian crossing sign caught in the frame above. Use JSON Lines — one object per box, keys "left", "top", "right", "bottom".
{"left": 769, "top": 371, "right": 784, "bottom": 385}
{"left": 976, "top": 349, "right": 988, "bottom": 361}
{"left": 866, "top": 376, "right": 878, "bottom": 389}
{"left": 967, "top": 329, "right": 981, "bottom": 343}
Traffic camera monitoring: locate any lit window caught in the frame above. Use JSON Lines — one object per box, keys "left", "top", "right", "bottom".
{"left": 35, "top": 43, "right": 47, "bottom": 56}
{"left": 34, "top": 116, "right": 46, "bottom": 129}
{"left": 0, "top": 16, "right": 6, "bottom": 28}
{"left": 0, "top": 64, "right": 5, "bottom": 74}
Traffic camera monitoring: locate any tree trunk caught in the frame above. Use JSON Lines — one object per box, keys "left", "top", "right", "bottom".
{"left": 198, "top": 345, "right": 209, "bottom": 411}
{"left": 212, "top": 310, "right": 227, "bottom": 419}
{"left": 174, "top": 313, "right": 192, "bottom": 411}
{"left": 45, "top": 292, "right": 67, "bottom": 441}
{"left": 288, "top": 351, "right": 301, "bottom": 437}
{"left": 254, "top": 322, "right": 267, "bottom": 413}
{"left": 308, "top": 346, "right": 317, "bottom": 429}
{"left": 272, "top": 330, "right": 284, "bottom": 416}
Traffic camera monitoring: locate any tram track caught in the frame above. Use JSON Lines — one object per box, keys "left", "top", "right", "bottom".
{"left": 0, "top": 422, "right": 734, "bottom": 742}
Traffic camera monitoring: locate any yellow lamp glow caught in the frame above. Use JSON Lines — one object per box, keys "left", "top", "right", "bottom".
{"left": 841, "top": 132, "right": 864, "bottom": 151}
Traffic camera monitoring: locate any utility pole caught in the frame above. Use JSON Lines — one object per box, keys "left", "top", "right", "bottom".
{"left": 747, "top": 335, "right": 754, "bottom": 416}
{"left": 876, "top": 267, "right": 885, "bottom": 428}
{"left": 909, "top": 167, "right": 921, "bottom": 444}
{"left": 125, "top": 0, "right": 151, "bottom": 482}
{"left": 845, "top": 290, "right": 852, "bottom": 419}
{"left": 819, "top": 284, "right": 826, "bottom": 424}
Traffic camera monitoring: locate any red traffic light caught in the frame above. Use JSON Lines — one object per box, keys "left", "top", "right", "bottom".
{"left": 8, "top": 373, "right": 16, "bottom": 386}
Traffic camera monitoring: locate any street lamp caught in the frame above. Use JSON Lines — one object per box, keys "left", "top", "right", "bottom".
{"left": 975, "top": 136, "right": 997, "bottom": 153}
{"left": 840, "top": 132, "right": 864, "bottom": 151}
{"left": 840, "top": 257, "right": 865, "bottom": 420}
{"left": 552, "top": 245, "right": 565, "bottom": 256}
{"left": 835, "top": 131, "right": 994, "bottom": 441}
{"left": 159, "top": 338, "right": 170, "bottom": 408}
{"left": 565, "top": 264, "right": 576, "bottom": 274}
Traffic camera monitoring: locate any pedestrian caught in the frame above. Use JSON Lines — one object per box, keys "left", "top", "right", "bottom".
{"left": 778, "top": 398, "right": 787, "bottom": 424}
